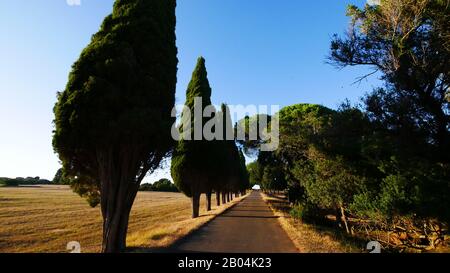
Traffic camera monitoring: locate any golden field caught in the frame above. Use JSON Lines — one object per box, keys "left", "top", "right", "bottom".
{"left": 0, "top": 185, "right": 244, "bottom": 253}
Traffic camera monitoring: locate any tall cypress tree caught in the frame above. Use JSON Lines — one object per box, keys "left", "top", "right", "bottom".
{"left": 52, "top": 0, "right": 177, "bottom": 253}
{"left": 212, "top": 103, "right": 244, "bottom": 202}
{"left": 228, "top": 140, "right": 242, "bottom": 198}
{"left": 237, "top": 148, "right": 250, "bottom": 196}
{"left": 171, "top": 57, "right": 217, "bottom": 218}
{"left": 211, "top": 104, "right": 236, "bottom": 205}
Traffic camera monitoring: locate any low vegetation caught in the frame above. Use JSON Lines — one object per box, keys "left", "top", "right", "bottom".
{"left": 263, "top": 192, "right": 450, "bottom": 253}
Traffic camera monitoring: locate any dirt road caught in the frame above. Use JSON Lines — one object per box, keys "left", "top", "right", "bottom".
{"left": 172, "top": 191, "right": 298, "bottom": 253}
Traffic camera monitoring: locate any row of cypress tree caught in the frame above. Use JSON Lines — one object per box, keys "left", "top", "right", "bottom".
{"left": 53, "top": 0, "right": 249, "bottom": 252}
{"left": 53, "top": 0, "right": 179, "bottom": 252}
{"left": 171, "top": 57, "right": 250, "bottom": 218}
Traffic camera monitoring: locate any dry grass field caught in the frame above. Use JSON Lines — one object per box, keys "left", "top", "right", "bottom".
{"left": 0, "top": 185, "right": 245, "bottom": 253}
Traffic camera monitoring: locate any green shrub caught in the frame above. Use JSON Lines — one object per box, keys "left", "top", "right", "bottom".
{"left": 350, "top": 191, "right": 382, "bottom": 221}
{"left": 290, "top": 203, "right": 305, "bottom": 220}
{"left": 349, "top": 175, "right": 420, "bottom": 221}
{"left": 289, "top": 202, "right": 318, "bottom": 221}
{"left": 378, "top": 174, "right": 420, "bottom": 216}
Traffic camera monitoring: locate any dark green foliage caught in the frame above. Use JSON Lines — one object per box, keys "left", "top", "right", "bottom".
{"left": 0, "top": 177, "right": 52, "bottom": 186}
{"left": 225, "top": 130, "right": 245, "bottom": 195}
{"left": 149, "top": 179, "right": 178, "bottom": 192}
{"left": 171, "top": 57, "right": 216, "bottom": 196}
{"left": 289, "top": 203, "right": 317, "bottom": 221}
{"left": 52, "top": 168, "right": 100, "bottom": 207}
{"left": 246, "top": 161, "right": 262, "bottom": 187}
{"left": 241, "top": 0, "right": 450, "bottom": 229}
{"left": 351, "top": 158, "right": 450, "bottom": 222}
{"left": 139, "top": 179, "right": 179, "bottom": 192}
{"left": 52, "top": 168, "right": 70, "bottom": 185}
{"left": 139, "top": 183, "right": 153, "bottom": 191}
{"left": 65, "top": 172, "right": 101, "bottom": 208}
{"left": 52, "top": 169, "right": 63, "bottom": 184}
{"left": 53, "top": 168, "right": 98, "bottom": 208}
{"left": 261, "top": 163, "right": 286, "bottom": 192}
{"left": 171, "top": 57, "right": 217, "bottom": 217}
{"left": 212, "top": 104, "right": 241, "bottom": 194}
{"left": 52, "top": 0, "right": 177, "bottom": 252}
{"left": 330, "top": 1, "right": 449, "bottom": 160}
{"left": 289, "top": 203, "right": 305, "bottom": 220}
{"left": 329, "top": 0, "right": 450, "bottom": 223}
{"left": 275, "top": 104, "right": 367, "bottom": 210}
{"left": 236, "top": 114, "right": 272, "bottom": 157}
{"left": 275, "top": 103, "right": 335, "bottom": 179}
{"left": 236, "top": 149, "right": 250, "bottom": 193}
{"left": 292, "top": 150, "right": 367, "bottom": 211}
{"left": 70, "top": 175, "right": 101, "bottom": 208}
{"left": 53, "top": 0, "right": 177, "bottom": 187}
{"left": 0, "top": 178, "right": 19, "bottom": 187}
{"left": 241, "top": 0, "right": 450, "bottom": 228}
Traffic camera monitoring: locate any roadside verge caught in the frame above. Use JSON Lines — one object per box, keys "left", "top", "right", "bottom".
{"left": 261, "top": 192, "right": 361, "bottom": 253}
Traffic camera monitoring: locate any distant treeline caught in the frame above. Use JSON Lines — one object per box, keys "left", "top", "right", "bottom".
{"left": 139, "top": 178, "right": 179, "bottom": 193}
{"left": 0, "top": 177, "right": 52, "bottom": 187}
{"left": 0, "top": 168, "right": 75, "bottom": 187}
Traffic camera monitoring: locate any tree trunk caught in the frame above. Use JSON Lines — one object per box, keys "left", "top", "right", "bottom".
{"left": 100, "top": 180, "right": 138, "bottom": 253}
{"left": 97, "top": 147, "right": 155, "bottom": 253}
{"left": 192, "top": 192, "right": 200, "bottom": 218}
{"left": 222, "top": 192, "right": 226, "bottom": 204}
{"left": 227, "top": 192, "right": 230, "bottom": 203}
{"left": 206, "top": 191, "right": 212, "bottom": 211}
{"left": 216, "top": 191, "right": 221, "bottom": 206}
{"left": 230, "top": 193, "right": 233, "bottom": 201}
{"left": 340, "top": 206, "right": 350, "bottom": 234}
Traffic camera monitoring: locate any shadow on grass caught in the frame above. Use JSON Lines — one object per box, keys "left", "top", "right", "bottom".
{"left": 127, "top": 195, "right": 250, "bottom": 253}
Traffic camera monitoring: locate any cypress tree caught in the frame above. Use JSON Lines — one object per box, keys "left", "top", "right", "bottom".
{"left": 228, "top": 142, "right": 242, "bottom": 198}
{"left": 52, "top": 0, "right": 177, "bottom": 253}
{"left": 171, "top": 57, "right": 217, "bottom": 218}
{"left": 219, "top": 107, "right": 243, "bottom": 201}
{"left": 238, "top": 148, "right": 250, "bottom": 195}
{"left": 212, "top": 103, "right": 236, "bottom": 205}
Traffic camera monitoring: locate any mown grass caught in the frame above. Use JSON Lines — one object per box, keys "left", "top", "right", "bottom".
{"left": 0, "top": 185, "right": 246, "bottom": 253}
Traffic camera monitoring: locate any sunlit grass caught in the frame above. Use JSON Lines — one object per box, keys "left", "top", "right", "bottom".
{"left": 0, "top": 185, "right": 246, "bottom": 253}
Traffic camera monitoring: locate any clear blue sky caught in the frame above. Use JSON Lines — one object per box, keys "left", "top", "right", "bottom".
{"left": 0, "top": 0, "right": 380, "bottom": 182}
